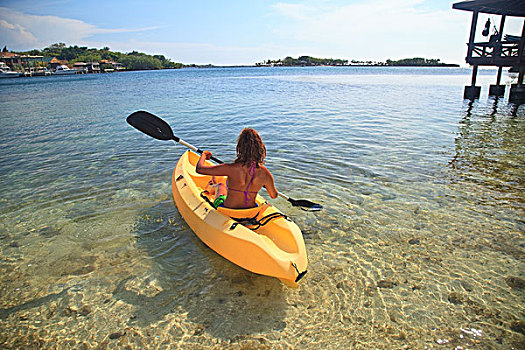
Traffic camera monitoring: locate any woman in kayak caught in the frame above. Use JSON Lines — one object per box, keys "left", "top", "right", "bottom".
{"left": 196, "top": 128, "right": 278, "bottom": 209}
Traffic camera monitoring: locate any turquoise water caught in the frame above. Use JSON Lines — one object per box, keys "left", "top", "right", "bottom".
{"left": 0, "top": 67, "right": 524, "bottom": 349}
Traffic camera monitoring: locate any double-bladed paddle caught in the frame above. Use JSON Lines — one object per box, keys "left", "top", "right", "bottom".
{"left": 126, "top": 110, "right": 322, "bottom": 211}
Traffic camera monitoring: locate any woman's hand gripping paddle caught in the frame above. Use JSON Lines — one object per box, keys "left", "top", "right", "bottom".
{"left": 126, "top": 110, "right": 323, "bottom": 211}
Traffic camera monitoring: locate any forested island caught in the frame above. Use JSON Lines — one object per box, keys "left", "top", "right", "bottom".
{"left": 3, "top": 43, "right": 459, "bottom": 73}
{"left": 13, "top": 43, "right": 183, "bottom": 70}
{"left": 257, "top": 56, "right": 459, "bottom": 67}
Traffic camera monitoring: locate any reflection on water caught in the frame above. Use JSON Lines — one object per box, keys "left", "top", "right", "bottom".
{"left": 451, "top": 98, "right": 524, "bottom": 202}
{"left": 0, "top": 68, "right": 524, "bottom": 349}
{"left": 448, "top": 98, "right": 524, "bottom": 257}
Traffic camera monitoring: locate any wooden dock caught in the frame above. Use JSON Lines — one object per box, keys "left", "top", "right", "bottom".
{"left": 453, "top": 0, "right": 525, "bottom": 104}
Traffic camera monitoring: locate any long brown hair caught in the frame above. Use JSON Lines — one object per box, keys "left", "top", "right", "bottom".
{"left": 235, "top": 128, "right": 266, "bottom": 167}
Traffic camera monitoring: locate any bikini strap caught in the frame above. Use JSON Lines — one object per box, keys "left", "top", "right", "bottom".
{"left": 243, "top": 162, "right": 257, "bottom": 205}
{"left": 226, "top": 162, "right": 258, "bottom": 206}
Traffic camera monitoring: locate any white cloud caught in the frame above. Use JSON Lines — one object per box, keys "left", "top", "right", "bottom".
{"left": 271, "top": 0, "right": 471, "bottom": 63}
{"left": 0, "top": 7, "right": 161, "bottom": 51}
{"left": 0, "top": 18, "right": 38, "bottom": 45}
{"left": 0, "top": 6, "right": 271, "bottom": 65}
{"left": 2, "top": 1, "right": 519, "bottom": 65}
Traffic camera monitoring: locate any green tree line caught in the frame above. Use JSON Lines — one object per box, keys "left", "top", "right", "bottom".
{"left": 20, "top": 43, "right": 183, "bottom": 70}
{"left": 258, "top": 56, "right": 457, "bottom": 67}
{"left": 385, "top": 58, "right": 455, "bottom": 66}
{"left": 259, "top": 56, "right": 348, "bottom": 66}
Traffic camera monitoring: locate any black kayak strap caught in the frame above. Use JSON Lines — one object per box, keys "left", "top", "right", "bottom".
{"left": 200, "top": 191, "right": 215, "bottom": 207}
{"left": 200, "top": 191, "right": 288, "bottom": 230}
{"left": 230, "top": 212, "right": 288, "bottom": 230}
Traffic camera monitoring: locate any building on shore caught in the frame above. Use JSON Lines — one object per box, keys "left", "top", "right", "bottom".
{"left": 453, "top": 0, "right": 525, "bottom": 104}
{"left": 73, "top": 62, "right": 100, "bottom": 73}
{"left": 49, "top": 57, "right": 69, "bottom": 70}
{"left": 100, "top": 59, "right": 124, "bottom": 72}
{"left": 0, "top": 52, "right": 117, "bottom": 76}
{"left": 0, "top": 52, "right": 47, "bottom": 76}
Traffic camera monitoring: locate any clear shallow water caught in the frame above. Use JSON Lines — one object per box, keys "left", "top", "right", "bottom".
{"left": 0, "top": 67, "right": 524, "bottom": 349}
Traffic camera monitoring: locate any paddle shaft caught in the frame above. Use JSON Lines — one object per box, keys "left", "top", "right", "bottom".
{"left": 126, "top": 111, "right": 322, "bottom": 210}
{"left": 173, "top": 136, "right": 224, "bottom": 164}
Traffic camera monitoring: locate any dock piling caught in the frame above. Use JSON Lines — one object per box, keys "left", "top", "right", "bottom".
{"left": 464, "top": 65, "right": 481, "bottom": 99}
{"left": 510, "top": 68, "right": 525, "bottom": 104}
{"left": 489, "top": 67, "right": 506, "bottom": 96}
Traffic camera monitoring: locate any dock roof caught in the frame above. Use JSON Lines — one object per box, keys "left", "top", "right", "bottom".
{"left": 453, "top": 0, "right": 525, "bottom": 16}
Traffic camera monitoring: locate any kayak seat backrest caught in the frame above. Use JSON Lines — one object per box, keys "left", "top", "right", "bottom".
{"left": 217, "top": 203, "right": 267, "bottom": 219}
{"left": 218, "top": 204, "right": 299, "bottom": 254}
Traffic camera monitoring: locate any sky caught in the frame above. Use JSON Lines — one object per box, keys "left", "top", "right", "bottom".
{"left": 0, "top": 0, "right": 523, "bottom": 66}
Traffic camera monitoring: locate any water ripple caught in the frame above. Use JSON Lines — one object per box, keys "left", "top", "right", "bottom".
{"left": 0, "top": 67, "right": 523, "bottom": 349}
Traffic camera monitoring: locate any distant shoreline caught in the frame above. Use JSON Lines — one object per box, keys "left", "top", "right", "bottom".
{"left": 253, "top": 56, "right": 460, "bottom": 68}
{"left": 181, "top": 64, "right": 461, "bottom": 69}
{"left": 4, "top": 45, "right": 461, "bottom": 73}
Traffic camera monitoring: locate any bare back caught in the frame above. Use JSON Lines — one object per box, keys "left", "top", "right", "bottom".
{"left": 224, "top": 163, "right": 267, "bottom": 208}
{"left": 196, "top": 152, "right": 278, "bottom": 209}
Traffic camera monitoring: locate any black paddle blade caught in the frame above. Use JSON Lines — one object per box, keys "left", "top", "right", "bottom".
{"left": 127, "top": 111, "right": 178, "bottom": 141}
{"left": 288, "top": 198, "right": 323, "bottom": 211}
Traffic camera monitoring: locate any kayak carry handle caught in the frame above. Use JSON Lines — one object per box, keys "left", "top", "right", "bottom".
{"left": 291, "top": 262, "right": 307, "bottom": 283}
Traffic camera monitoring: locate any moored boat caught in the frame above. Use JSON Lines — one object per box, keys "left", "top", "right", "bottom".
{"left": 0, "top": 62, "right": 19, "bottom": 78}
{"left": 52, "top": 65, "right": 77, "bottom": 75}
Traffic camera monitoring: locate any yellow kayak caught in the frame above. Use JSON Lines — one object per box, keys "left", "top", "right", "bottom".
{"left": 171, "top": 150, "right": 308, "bottom": 287}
